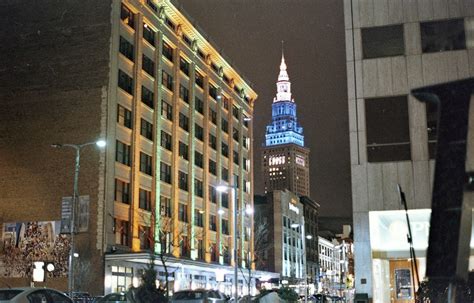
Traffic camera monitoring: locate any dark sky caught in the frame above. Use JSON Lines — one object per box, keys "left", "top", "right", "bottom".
{"left": 176, "top": 0, "right": 352, "bottom": 218}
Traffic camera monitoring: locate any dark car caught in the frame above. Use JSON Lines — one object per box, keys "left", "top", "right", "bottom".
{"left": 170, "top": 289, "right": 228, "bottom": 303}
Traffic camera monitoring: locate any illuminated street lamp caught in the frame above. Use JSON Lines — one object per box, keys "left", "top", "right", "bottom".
{"left": 51, "top": 139, "right": 106, "bottom": 297}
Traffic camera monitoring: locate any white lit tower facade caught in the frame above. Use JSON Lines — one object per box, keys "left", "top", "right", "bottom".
{"left": 262, "top": 54, "right": 310, "bottom": 197}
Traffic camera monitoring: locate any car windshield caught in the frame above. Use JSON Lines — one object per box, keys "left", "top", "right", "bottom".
{"left": 172, "top": 291, "right": 205, "bottom": 299}
{"left": 0, "top": 289, "right": 23, "bottom": 300}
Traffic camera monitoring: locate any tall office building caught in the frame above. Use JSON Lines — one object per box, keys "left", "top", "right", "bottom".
{"left": 0, "top": 0, "right": 258, "bottom": 296}
{"left": 262, "top": 54, "right": 310, "bottom": 197}
{"left": 344, "top": 1, "right": 474, "bottom": 302}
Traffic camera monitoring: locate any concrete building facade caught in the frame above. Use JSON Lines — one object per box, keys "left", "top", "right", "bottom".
{"left": 344, "top": 0, "right": 474, "bottom": 302}
{"left": 0, "top": 0, "right": 258, "bottom": 296}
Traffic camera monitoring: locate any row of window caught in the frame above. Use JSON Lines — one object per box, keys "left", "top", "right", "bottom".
{"left": 115, "top": 179, "right": 230, "bottom": 210}
{"left": 362, "top": 18, "right": 466, "bottom": 59}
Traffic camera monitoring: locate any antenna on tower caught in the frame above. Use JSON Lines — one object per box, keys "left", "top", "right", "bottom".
{"left": 281, "top": 40, "right": 285, "bottom": 57}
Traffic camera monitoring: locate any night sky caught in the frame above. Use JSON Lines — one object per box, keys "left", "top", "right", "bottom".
{"left": 176, "top": 0, "right": 352, "bottom": 218}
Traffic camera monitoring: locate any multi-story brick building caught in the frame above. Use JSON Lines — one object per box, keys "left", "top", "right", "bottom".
{"left": 0, "top": 0, "right": 257, "bottom": 296}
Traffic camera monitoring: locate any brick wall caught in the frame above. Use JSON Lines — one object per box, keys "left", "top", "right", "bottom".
{"left": 0, "top": 0, "right": 113, "bottom": 295}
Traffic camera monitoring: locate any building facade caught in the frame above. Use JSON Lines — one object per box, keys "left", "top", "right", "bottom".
{"left": 262, "top": 55, "right": 310, "bottom": 197}
{"left": 254, "top": 191, "right": 306, "bottom": 288}
{"left": 344, "top": 0, "right": 474, "bottom": 302}
{"left": 0, "top": 0, "right": 258, "bottom": 296}
{"left": 300, "top": 196, "right": 320, "bottom": 286}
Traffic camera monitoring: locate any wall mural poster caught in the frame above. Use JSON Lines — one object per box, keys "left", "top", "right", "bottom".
{"left": 0, "top": 221, "right": 70, "bottom": 278}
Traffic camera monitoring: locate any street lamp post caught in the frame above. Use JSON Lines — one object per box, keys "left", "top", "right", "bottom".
{"left": 216, "top": 184, "right": 238, "bottom": 302}
{"left": 51, "top": 140, "right": 106, "bottom": 297}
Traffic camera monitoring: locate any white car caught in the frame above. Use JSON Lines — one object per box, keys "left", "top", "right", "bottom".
{"left": 0, "top": 287, "right": 72, "bottom": 303}
{"left": 170, "top": 289, "right": 229, "bottom": 303}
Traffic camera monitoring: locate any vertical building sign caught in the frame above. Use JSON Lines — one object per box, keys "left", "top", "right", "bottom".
{"left": 77, "top": 195, "right": 90, "bottom": 232}
{"left": 60, "top": 197, "right": 72, "bottom": 234}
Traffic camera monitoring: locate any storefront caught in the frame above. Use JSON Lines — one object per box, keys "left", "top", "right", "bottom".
{"left": 369, "top": 209, "right": 474, "bottom": 303}
{"left": 104, "top": 253, "right": 279, "bottom": 297}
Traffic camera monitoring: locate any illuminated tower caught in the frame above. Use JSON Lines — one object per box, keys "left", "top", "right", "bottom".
{"left": 262, "top": 52, "right": 310, "bottom": 197}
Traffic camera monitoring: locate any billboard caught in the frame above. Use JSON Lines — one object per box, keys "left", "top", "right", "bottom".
{"left": 0, "top": 221, "right": 69, "bottom": 278}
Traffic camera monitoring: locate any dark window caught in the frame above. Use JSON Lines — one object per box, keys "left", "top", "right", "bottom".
{"left": 195, "top": 72, "right": 204, "bottom": 88}
{"left": 163, "top": 42, "right": 173, "bottom": 62}
{"left": 362, "top": 25, "right": 404, "bottom": 59}
{"left": 195, "top": 124, "right": 204, "bottom": 141}
{"left": 143, "top": 24, "right": 155, "bottom": 45}
{"left": 194, "top": 179, "right": 203, "bottom": 197}
{"left": 243, "top": 157, "right": 248, "bottom": 171}
{"left": 222, "top": 167, "right": 229, "bottom": 182}
{"left": 141, "top": 119, "right": 153, "bottom": 141}
{"left": 209, "top": 159, "right": 217, "bottom": 175}
{"left": 233, "top": 128, "right": 239, "bottom": 141}
{"left": 139, "top": 225, "right": 151, "bottom": 250}
{"left": 209, "top": 186, "right": 217, "bottom": 203}
{"left": 221, "top": 118, "right": 228, "bottom": 133}
{"left": 210, "top": 243, "right": 218, "bottom": 262}
{"left": 142, "top": 86, "right": 154, "bottom": 108}
{"left": 194, "top": 210, "right": 204, "bottom": 227}
{"left": 232, "top": 105, "right": 239, "bottom": 119}
{"left": 195, "top": 97, "right": 204, "bottom": 114}
{"left": 139, "top": 188, "right": 151, "bottom": 210}
{"left": 162, "top": 70, "right": 173, "bottom": 91}
{"left": 233, "top": 85, "right": 241, "bottom": 95}
{"left": 179, "top": 113, "right": 189, "bottom": 131}
{"left": 209, "top": 108, "right": 217, "bottom": 124}
{"left": 115, "top": 219, "right": 129, "bottom": 246}
{"left": 161, "top": 100, "right": 173, "bottom": 121}
{"left": 140, "top": 152, "right": 153, "bottom": 175}
{"left": 160, "top": 196, "right": 172, "bottom": 217}
{"left": 180, "top": 57, "right": 190, "bottom": 76}
{"left": 160, "top": 162, "right": 172, "bottom": 184}
{"left": 421, "top": 19, "right": 466, "bottom": 53}
{"left": 194, "top": 151, "right": 203, "bottom": 168}
{"left": 209, "top": 134, "right": 217, "bottom": 150}
{"left": 116, "top": 140, "right": 131, "bottom": 166}
{"left": 209, "top": 85, "right": 217, "bottom": 99}
{"left": 179, "top": 170, "right": 188, "bottom": 191}
{"left": 233, "top": 150, "right": 239, "bottom": 165}
{"left": 182, "top": 34, "right": 192, "bottom": 46}
{"left": 120, "top": 4, "right": 134, "bottom": 29}
{"left": 115, "top": 179, "right": 130, "bottom": 204}
{"left": 118, "top": 70, "right": 133, "bottom": 95}
{"left": 179, "top": 141, "right": 189, "bottom": 160}
{"left": 222, "top": 97, "right": 229, "bottom": 110}
{"left": 210, "top": 215, "right": 217, "bottom": 231}
{"left": 179, "top": 84, "right": 189, "bottom": 103}
{"left": 146, "top": 0, "right": 158, "bottom": 12}
{"left": 222, "top": 219, "right": 229, "bottom": 235}
{"left": 165, "top": 17, "right": 176, "bottom": 31}
{"left": 117, "top": 105, "right": 132, "bottom": 129}
{"left": 142, "top": 55, "right": 155, "bottom": 77}
{"left": 221, "top": 143, "right": 229, "bottom": 157}
{"left": 366, "top": 96, "right": 411, "bottom": 162}
{"left": 221, "top": 192, "right": 229, "bottom": 208}
{"left": 119, "top": 36, "right": 134, "bottom": 61}
{"left": 178, "top": 203, "right": 188, "bottom": 222}
{"left": 160, "top": 130, "right": 172, "bottom": 151}
{"left": 426, "top": 101, "right": 438, "bottom": 159}
{"left": 180, "top": 235, "right": 190, "bottom": 257}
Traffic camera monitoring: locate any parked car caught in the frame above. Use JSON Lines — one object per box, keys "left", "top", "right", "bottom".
{"left": 72, "top": 292, "right": 95, "bottom": 303}
{"left": 0, "top": 287, "right": 73, "bottom": 303}
{"left": 170, "top": 289, "right": 228, "bottom": 303}
{"left": 92, "top": 293, "right": 129, "bottom": 303}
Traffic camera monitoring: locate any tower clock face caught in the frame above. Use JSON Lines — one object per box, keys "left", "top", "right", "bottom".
{"left": 269, "top": 155, "right": 286, "bottom": 166}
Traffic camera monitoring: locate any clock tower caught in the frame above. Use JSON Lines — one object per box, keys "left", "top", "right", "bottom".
{"left": 262, "top": 52, "right": 310, "bottom": 197}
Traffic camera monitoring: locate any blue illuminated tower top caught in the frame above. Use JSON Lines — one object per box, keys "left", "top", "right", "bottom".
{"left": 265, "top": 53, "right": 304, "bottom": 147}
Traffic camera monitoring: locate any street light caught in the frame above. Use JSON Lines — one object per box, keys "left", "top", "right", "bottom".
{"left": 216, "top": 184, "right": 246, "bottom": 301}
{"left": 51, "top": 139, "right": 106, "bottom": 297}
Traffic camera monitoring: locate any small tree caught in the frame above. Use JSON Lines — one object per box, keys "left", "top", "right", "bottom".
{"left": 134, "top": 254, "right": 166, "bottom": 303}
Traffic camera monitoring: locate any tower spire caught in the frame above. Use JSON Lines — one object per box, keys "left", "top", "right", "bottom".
{"left": 275, "top": 43, "right": 291, "bottom": 102}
